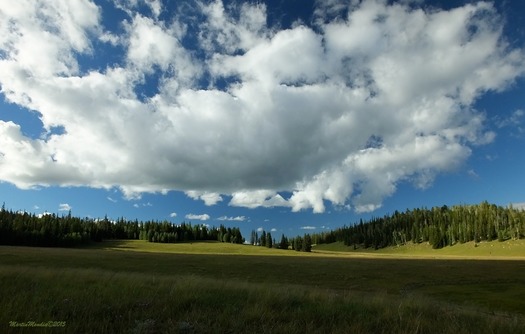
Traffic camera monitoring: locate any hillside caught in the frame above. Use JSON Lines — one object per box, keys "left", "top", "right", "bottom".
{"left": 2, "top": 200, "right": 525, "bottom": 257}
{"left": 309, "top": 201, "right": 525, "bottom": 250}
{"left": 313, "top": 239, "right": 525, "bottom": 259}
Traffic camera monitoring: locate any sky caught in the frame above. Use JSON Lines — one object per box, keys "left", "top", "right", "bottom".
{"left": 1, "top": 0, "right": 524, "bottom": 239}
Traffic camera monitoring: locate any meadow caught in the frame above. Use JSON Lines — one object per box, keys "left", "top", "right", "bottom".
{"left": 1, "top": 240, "right": 525, "bottom": 333}
{"left": 313, "top": 239, "right": 525, "bottom": 258}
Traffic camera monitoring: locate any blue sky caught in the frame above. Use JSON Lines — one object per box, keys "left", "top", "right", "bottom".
{"left": 1, "top": 0, "right": 524, "bottom": 239}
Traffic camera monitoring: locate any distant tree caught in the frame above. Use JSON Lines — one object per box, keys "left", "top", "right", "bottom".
{"left": 222, "top": 232, "right": 231, "bottom": 243}
{"left": 279, "top": 234, "right": 288, "bottom": 249}
{"left": 303, "top": 234, "right": 312, "bottom": 252}
{"left": 266, "top": 232, "right": 272, "bottom": 248}
{"left": 260, "top": 231, "right": 267, "bottom": 247}
{"left": 231, "top": 227, "right": 243, "bottom": 244}
{"left": 294, "top": 237, "right": 302, "bottom": 252}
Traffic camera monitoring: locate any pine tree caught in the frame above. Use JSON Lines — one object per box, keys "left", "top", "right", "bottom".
{"left": 222, "top": 232, "right": 231, "bottom": 243}
{"left": 294, "top": 237, "right": 302, "bottom": 251}
{"left": 303, "top": 234, "right": 312, "bottom": 252}
{"left": 266, "top": 232, "right": 272, "bottom": 248}
{"left": 279, "top": 234, "right": 288, "bottom": 249}
{"left": 260, "top": 231, "right": 267, "bottom": 247}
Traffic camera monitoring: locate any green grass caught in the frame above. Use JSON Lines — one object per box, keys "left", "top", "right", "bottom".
{"left": 5, "top": 265, "right": 519, "bottom": 334}
{"left": 92, "top": 239, "right": 307, "bottom": 256}
{"left": 313, "top": 239, "right": 525, "bottom": 258}
{"left": 1, "top": 241, "right": 525, "bottom": 333}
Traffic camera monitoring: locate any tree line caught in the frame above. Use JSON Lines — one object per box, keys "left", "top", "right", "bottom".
{"left": 249, "top": 229, "right": 313, "bottom": 252}
{"left": 309, "top": 201, "right": 525, "bottom": 249}
{"left": 4, "top": 200, "right": 521, "bottom": 251}
{"left": 0, "top": 203, "right": 244, "bottom": 247}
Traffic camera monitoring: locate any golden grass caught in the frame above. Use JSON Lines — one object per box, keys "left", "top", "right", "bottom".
{"left": 94, "top": 239, "right": 305, "bottom": 256}
{"left": 313, "top": 239, "right": 525, "bottom": 260}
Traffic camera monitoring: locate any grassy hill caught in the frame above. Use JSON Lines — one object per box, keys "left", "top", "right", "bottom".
{"left": 313, "top": 239, "right": 525, "bottom": 259}
{"left": 1, "top": 241, "right": 525, "bottom": 333}
{"left": 96, "top": 238, "right": 525, "bottom": 259}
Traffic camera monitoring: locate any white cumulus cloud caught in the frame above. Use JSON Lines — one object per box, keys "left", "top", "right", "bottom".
{"left": 185, "top": 191, "right": 223, "bottom": 206}
{"left": 185, "top": 213, "right": 210, "bottom": 221}
{"left": 0, "top": 0, "right": 524, "bottom": 213}
{"left": 217, "top": 215, "right": 246, "bottom": 222}
{"left": 59, "top": 203, "right": 72, "bottom": 211}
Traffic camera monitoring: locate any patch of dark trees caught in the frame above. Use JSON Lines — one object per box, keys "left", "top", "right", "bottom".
{"left": 309, "top": 201, "right": 525, "bottom": 249}
{"left": 249, "top": 229, "right": 313, "bottom": 252}
{"left": 0, "top": 203, "right": 243, "bottom": 248}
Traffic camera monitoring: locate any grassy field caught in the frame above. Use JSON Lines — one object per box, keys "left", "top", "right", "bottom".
{"left": 92, "top": 239, "right": 312, "bottom": 256}
{"left": 313, "top": 240, "right": 525, "bottom": 258}
{"left": 1, "top": 240, "right": 525, "bottom": 333}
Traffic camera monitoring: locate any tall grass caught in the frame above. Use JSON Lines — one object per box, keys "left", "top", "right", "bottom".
{"left": 1, "top": 242, "right": 525, "bottom": 333}
{"left": 1, "top": 264, "right": 523, "bottom": 334}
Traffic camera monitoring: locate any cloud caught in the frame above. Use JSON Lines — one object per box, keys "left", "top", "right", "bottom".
{"left": 256, "top": 227, "right": 264, "bottom": 232}
{"left": 37, "top": 211, "right": 52, "bottom": 219}
{"left": 185, "top": 213, "right": 210, "bottom": 221}
{"left": 107, "top": 196, "right": 117, "bottom": 203}
{"left": 58, "top": 203, "right": 72, "bottom": 211}
{"left": 511, "top": 202, "right": 525, "bottom": 210}
{"left": 169, "top": 212, "right": 177, "bottom": 218}
{"left": 0, "top": 0, "right": 524, "bottom": 213}
{"left": 494, "top": 109, "right": 524, "bottom": 136}
{"left": 495, "top": 109, "right": 524, "bottom": 127}
{"left": 113, "top": 0, "right": 163, "bottom": 20}
{"left": 133, "top": 202, "right": 152, "bottom": 208}
{"left": 467, "top": 169, "right": 479, "bottom": 179}
{"left": 185, "top": 191, "right": 223, "bottom": 206}
{"left": 300, "top": 226, "right": 317, "bottom": 230}
{"left": 229, "top": 190, "right": 289, "bottom": 209}
{"left": 270, "top": 228, "right": 277, "bottom": 232}
{"left": 217, "top": 215, "right": 246, "bottom": 222}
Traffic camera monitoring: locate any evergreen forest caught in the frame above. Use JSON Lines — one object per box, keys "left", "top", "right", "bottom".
{"left": 309, "top": 201, "right": 525, "bottom": 249}
{"left": 0, "top": 203, "right": 243, "bottom": 247}
{"left": 1, "top": 201, "right": 524, "bottom": 251}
